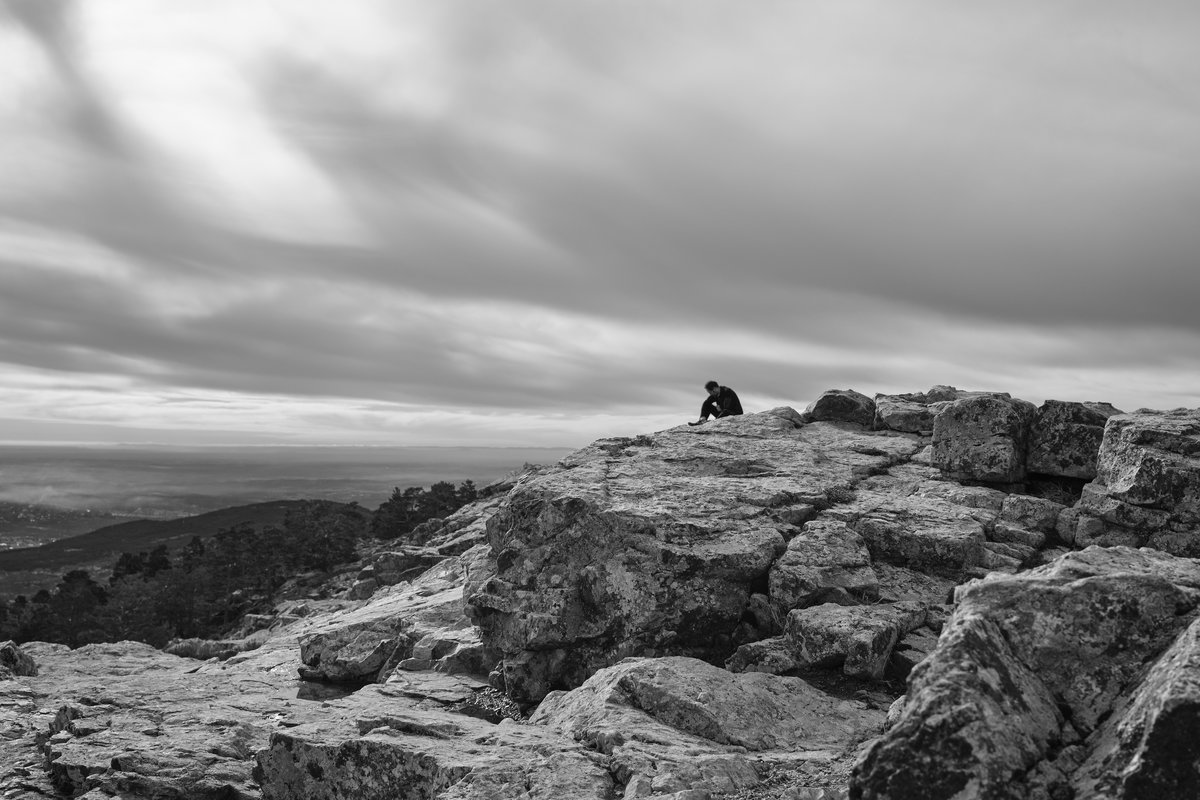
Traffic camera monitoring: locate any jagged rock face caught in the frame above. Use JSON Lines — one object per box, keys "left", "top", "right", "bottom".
{"left": 467, "top": 409, "right": 922, "bottom": 703}
{"left": 931, "top": 395, "right": 1037, "bottom": 483}
{"left": 806, "top": 389, "right": 877, "bottom": 426}
{"left": 1027, "top": 399, "right": 1123, "bottom": 479}
{"left": 850, "top": 546, "right": 1200, "bottom": 800}
{"left": 1060, "top": 409, "right": 1200, "bottom": 556}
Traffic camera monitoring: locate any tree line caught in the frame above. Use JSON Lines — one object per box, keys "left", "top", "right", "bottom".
{"left": 0, "top": 480, "right": 481, "bottom": 648}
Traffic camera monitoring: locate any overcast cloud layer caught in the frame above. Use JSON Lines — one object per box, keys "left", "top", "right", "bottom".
{"left": 2, "top": 0, "right": 1199, "bottom": 447}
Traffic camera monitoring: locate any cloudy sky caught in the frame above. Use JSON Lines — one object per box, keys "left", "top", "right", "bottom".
{"left": 2, "top": 0, "right": 1198, "bottom": 448}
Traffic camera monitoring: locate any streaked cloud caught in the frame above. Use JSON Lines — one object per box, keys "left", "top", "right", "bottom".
{"left": 2, "top": 0, "right": 1199, "bottom": 446}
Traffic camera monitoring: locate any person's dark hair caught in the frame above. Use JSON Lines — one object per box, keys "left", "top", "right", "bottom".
{"left": 704, "top": 380, "right": 720, "bottom": 391}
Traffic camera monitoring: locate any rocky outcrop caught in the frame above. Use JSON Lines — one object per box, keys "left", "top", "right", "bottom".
{"left": 529, "top": 656, "right": 885, "bottom": 796}
{"left": 872, "top": 385, "right": 1006, "bottom": 434}
{"left": 467, "top": 408, "right": 922, "bottom": 703}
{"left": 784, "top": 601, "right": 928, "bottom": 680}
{"left": 0, "top": 549, "right": 500, "bottom": 800}
{"left": 5, "top": 641, "right": 284, "bottom": 799}
{"left": 850, "top": 546, "right": 1200, "bottom": 800}
{"left": 255, "top": 685, "right": 616, "bottom": 800}
{"left": 1058, "top": 408, "right": 1200, "bottom": 556}
{"left": 1026, "top": 399, "right": 1122, "bottom": 479}
{"left": 806, "top": 389, "right": 877, "bottom": 426}
{"left": 4, "top": 386, "right": 1196, "bottom": 800}
{"left": 872, "top": 393, "right": 939, "bottom": 434}
{"left": 768, "top": 520, "right": 878, "bottom": 618}
{"left": 931, "top": 395, "right": 1038, "bottom": 483}
{"left": 297, "top": 545, "right": 488, "bottom": 683}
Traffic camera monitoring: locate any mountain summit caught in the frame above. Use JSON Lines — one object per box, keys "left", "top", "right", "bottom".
{"left": 4, "top": 387, "right": 1199, "bottom": 799}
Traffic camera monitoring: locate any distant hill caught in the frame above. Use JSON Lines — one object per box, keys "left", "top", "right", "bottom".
{"left": 0, "top": 500, "right": 354, "bottom": 574}
{"left": 0, "top": 501, "right": 121, "bottom": 550}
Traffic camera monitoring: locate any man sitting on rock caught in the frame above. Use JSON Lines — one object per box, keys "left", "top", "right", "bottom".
{"left": 689, "top": 381, "right": 743, "bottom": 425}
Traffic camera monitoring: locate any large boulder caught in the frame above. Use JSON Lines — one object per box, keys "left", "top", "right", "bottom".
{"left": 850, "top": 546, "right": 1200, "bottom": 800}
{"left": 1026, "top": 400, "right": 1123, "bottom": 479}
{"left": 298, "top": 546, "right": 488, "bottom": 683}
{"left": 931, "top": 395, "right": 1037, "bottom": 483}
{"left": 767, "top": 520, "right": 879, "bottom": 618}
{"left": 529, "top": 656, "right": 885, "bottom": 796}
{"left": 806, "top": 389, "right": 877, "bottom": 426}
{"left": 1059, "top": 409, "right": 1200, "bottom": 556}
{"left": 783, "top": 601, "right": 927, "bottom": 679}
{"left": 873, "top": 393, "right": 938, "bottom": 434}
{"left": 299, "top": 617, "right": 415, "bottom": 683}
{"left": 467, "top": 409, "right": 921, "bottom": 703}
{"left": 871, "top": 386, "right": 996, "bottom": 434}
{"left": 837, "top": 491, "right": 988, "bottom": 578}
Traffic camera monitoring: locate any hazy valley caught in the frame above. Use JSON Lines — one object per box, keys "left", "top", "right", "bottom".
{"left": 0, "top": 444, "right": 573, "bottom": 550}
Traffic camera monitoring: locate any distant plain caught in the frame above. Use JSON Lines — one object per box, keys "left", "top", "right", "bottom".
{"left": 0, "top": 444, "right": 573, "bottom": 550}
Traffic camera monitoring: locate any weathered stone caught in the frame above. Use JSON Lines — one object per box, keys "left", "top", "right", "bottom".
{"left": 999, "top": 493, "right": 1066, "bottom": 533}
{"left": 254, "top": 686, "right": 614, "bottom": 800}
{"left": 978, "top": 546, "right": 1021, "bottom": 573}
{"left": 0, "top": 641, "right": 37, "bottom": 678}
{"left": 989, "top": 520, "right": 1047, "bottom": 549}
{"left": 806, "top": 390, "right": 876, "bottom": 427}
{"left": 983, "top": 539, "right": 1037, "bottom": 566}
{"left": 931, "top": 395, "right": 1037, "bottom": 482}
{"left": 6, "top": 641, "right": 281, "bottom": 800}
{"left": 768, "top": 521, "right": 878, "bottom": 618}
{"left": 725, "top": 637, "right": 799, "bottom": 674}
{"left": 1062, "top": 409, "right": 1200, "bottom": 557}
{"left": 467, "top": 410, "right": 919, "bottom": 702}
{"left": 299, "top": 617, "right": 414, "bottom": 683}
{"left": 1027, "top": 400, "right": 1123, "bottom": 479}
{"left": 870, "top": 564, "right": 956, "bottom": 606}
{"left": 851, "top": 612, "right": 1063, "bottom": 800}
{"left": 840, "top": 492, "right": 987, "bottom": 578}
{"left": 530, "top": 657, "right": 884, "bottom": 797}
{"left": 784, "top": 602, "right": 927, "bottom": 679}
{"left": 1073, "top": 615, "right": 1200, "bottom": 800}
{"left": 872, "top": 393, "right": 936, "bottom": 434}
{"left": 370, "top": 546, "right": 446, "bottom": 586}
{"left": 912, "top": 480, "right": 1007, "bottom": 515}
{"left": 887, "top": 628, "right": 940, "bottom": 680}
{"left": 924, "top": 385, "right": 1010, "bottom": 403}
{"left": 851, "top": 547, "right": 1200, "bottom": 799}
{"left": 874, "top": 386, "right": 1007, "bottom": 436}
{"left": 1, "top": 542, "right": 539, "bottom": 799}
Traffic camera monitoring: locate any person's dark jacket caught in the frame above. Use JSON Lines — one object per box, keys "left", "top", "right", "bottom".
{"left": 700, "top": 386, "right": 743, "bottom": 420}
